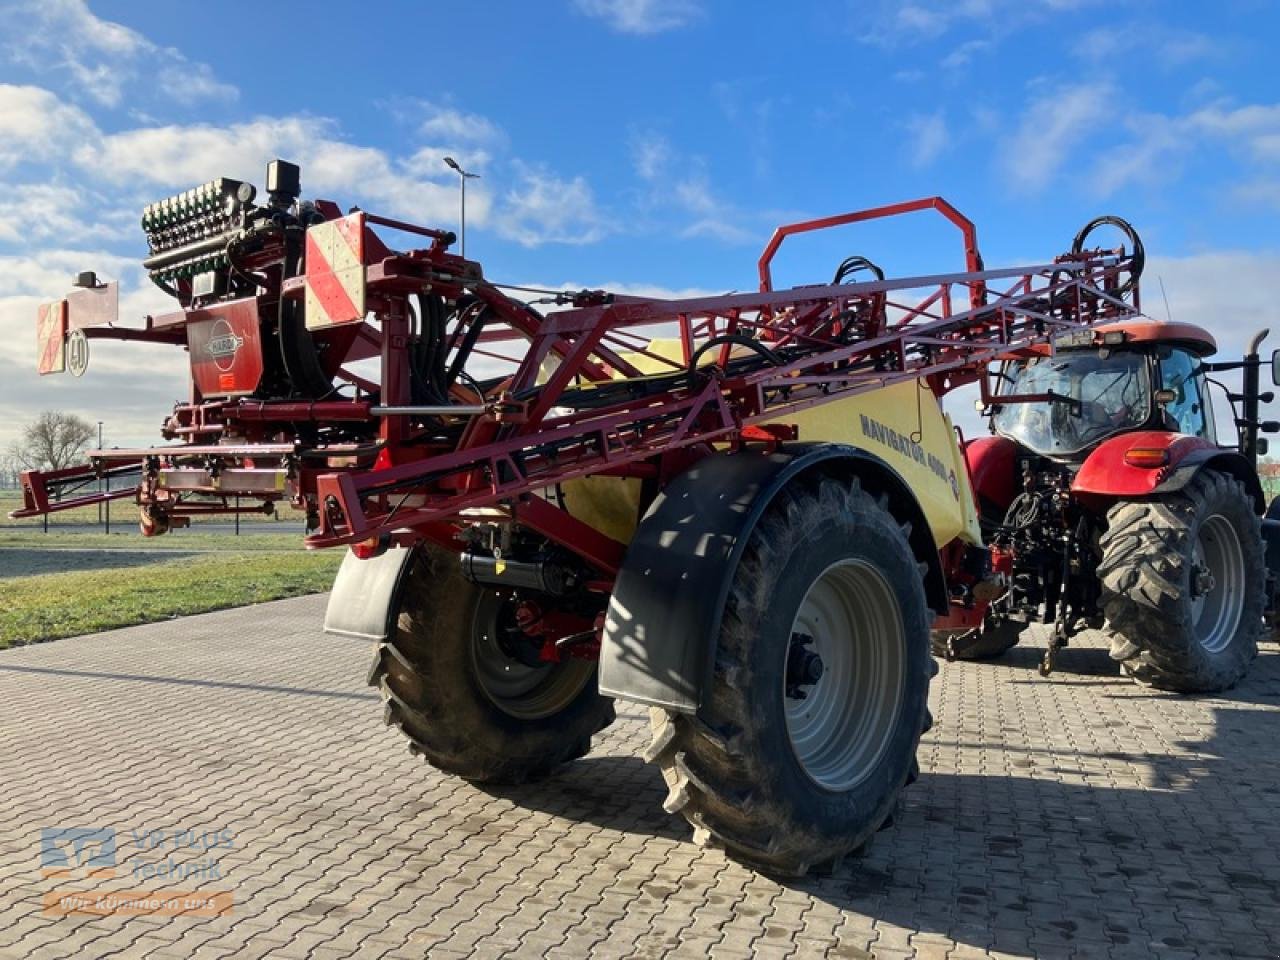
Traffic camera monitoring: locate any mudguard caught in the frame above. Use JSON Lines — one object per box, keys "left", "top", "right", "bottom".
{"left": 323, "top": 545, "right": 418, "bottom": 641}
{"left": 1073, "top": 432, "right": 1264, "bottom": 512}
{"left": 964, "top": 435, "right": 1019, "bottom": 516}
{"left": 598, "top": 443, "right": 945, "bottom": 714}
{"left": 1153, "top": 449, "right": 1265, "bottom": 513}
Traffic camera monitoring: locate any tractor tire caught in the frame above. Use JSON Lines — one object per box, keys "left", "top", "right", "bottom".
{"left": 368, "top": 546, "right": 615, "bottom": 783}
{"left": 646, "top": 475, "right": 933, "bottom": 876}
{"left": 931, "top": 616, "right": 1022, "bottom": 660}
{"left": 1098, "top": 471, "right": 1263, "bottom": 693}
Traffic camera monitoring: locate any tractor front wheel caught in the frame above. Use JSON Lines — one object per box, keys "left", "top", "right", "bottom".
{"left": 368, "top": 546, "right": 615, "bottom": 783}
{"left": 1099, "top": 471, "right": 1263, "bottom": 692}
{"left": 646, "top": 475, "right": 932, "bottom": 876}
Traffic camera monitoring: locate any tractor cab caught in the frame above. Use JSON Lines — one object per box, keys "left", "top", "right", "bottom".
{"left": 989, "top": 320, "right": 1219, "bottom": 462}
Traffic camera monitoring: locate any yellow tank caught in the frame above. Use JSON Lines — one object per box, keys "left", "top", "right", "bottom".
{"left": 558, "top": 340, "right": 982, "bottom": 550}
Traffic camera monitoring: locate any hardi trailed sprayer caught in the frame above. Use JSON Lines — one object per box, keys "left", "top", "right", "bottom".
{"left": 16, "top": 160, "right": 1279, "bottom": 873}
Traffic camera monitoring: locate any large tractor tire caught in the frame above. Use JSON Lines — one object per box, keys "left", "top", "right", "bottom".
{"left": 368, "top": 546, "right": 615, "bottom": 783}
{"left": 646, "top": 475, "right": 933, "bottom": 876}
{"left": 1098, "top": 471, "right": 1263, "bottom": 692}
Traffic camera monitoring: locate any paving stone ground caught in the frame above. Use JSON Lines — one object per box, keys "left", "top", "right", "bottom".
{"left": 1, "top": 596, "right": 1278, "bottom": 959}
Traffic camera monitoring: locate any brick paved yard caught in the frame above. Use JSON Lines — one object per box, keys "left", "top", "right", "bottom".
{"left": 1, "top": 597, "right": 1278, "bottom": 959}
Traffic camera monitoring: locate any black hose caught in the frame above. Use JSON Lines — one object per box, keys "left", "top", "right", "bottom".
{"left": 832, "top": 255, "right": 885, "bottom": 286}
{"left": 687, "top": 334, "right": 785, "bottom": 388}
{"left": 277, "top": 230, "right": 332, "bottom": 398}
{"left": 445, "top": 297, "right": 490, "bottom": 390}
{"left": 409, "top": 293, "right": 450, "bottom": 405}
{"left": 1069, "top": 215, "right": 1145, "bottom": 300}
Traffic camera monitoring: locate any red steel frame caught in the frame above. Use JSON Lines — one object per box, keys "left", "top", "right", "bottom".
{"left": 14, "top": 196, "right": 1144, "bottom": 584}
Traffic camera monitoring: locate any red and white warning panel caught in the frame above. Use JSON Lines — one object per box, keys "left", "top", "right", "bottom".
{"left": 35, "top": 280, "right": 119, "bottom": 376}
{"left": 36, "top": 299, "right": 67, "bottom": 375}
{"left": 304, "top": 212, "right": 367, "bottom": 329}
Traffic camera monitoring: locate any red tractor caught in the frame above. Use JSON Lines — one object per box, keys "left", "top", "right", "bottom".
{"left": 939, "top": 220, "right": 1280, "bottom": 691}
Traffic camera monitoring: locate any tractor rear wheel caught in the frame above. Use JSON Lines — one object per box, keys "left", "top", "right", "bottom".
{"left": 646, "top": 475, "right": 932, "bottom": 876}
{"left": 368, "top": 546, "right": 615, "bottom": 783}
{"left": 1098, "top": 471, "right": 1263, "bottom": 692}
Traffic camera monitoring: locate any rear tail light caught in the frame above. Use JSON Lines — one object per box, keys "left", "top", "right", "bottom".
{"left": 1123, "top": 447, "right": 1170, "bottom": 468}
{"left": 351, "top": 534, "right": 390, "bottom": 559}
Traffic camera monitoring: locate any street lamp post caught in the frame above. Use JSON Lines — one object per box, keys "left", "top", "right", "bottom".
{"left": 443, "top": 157, "right": 480, "bottom": 257}
{"left": 97, "top": 421, "right": 103, "bottom": 528}
{"left": 97, "top": 421, "right": 110, "bottom": 535}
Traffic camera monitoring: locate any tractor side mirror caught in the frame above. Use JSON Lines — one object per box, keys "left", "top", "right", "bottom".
{"left": 1271, "top": 348, "right": 1280, "bottom": 387}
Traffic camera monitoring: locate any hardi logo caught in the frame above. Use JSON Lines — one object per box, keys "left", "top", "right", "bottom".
{"left": 206, "top": 318, "right": 244, "bottom": 372}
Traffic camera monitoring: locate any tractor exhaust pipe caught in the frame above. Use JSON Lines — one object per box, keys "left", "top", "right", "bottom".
{"left": 1243, "top": 328, "right": 1269, "bottom": 465}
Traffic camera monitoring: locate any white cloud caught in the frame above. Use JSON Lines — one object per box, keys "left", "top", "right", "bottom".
{"left": 905, "top": 110, "right": 948, "bottom": 168}
{"left": 156, "top": 63, "right": 238, "bottom": 106}
{"left": 1234, "top": 180, "right": 1280, "bottom": 211}
{"left": 1087, "top": 113, "right": 1186, "bottom": 196}
{"left": 626, "top": 133, "right": 761, "bottom": 244}
{"left": 941, "top": 38, "right": 991, "bottom": 69}
{"left": 862, "top": 0, "right": 1112, "bottom": 46}
{"left": 1072, "top": 22, "right": 1220, "bottom": 68}
{"left": 670, "top": 175, "right": 755, "bottom": 244}
{"left": 0, "top": 85, "right": 98, "bottom": 170}
{"left": 1003, "top": 84, "right": 1112, "bottom": 191}
{"left": 497, "top": 164, "right": 609, "bottom": 246}
{"left": 1072, "top": 98, "right": 1280, "bottom": 196}
{"left": 574, "top": 0, "right": 703, "bottom": 34}
{"left": 1191, "top": 103, "right": 1280, "bottom": 163}
{"left": 417, "top": 103, "right": 504, "bottom": 146}
{"left": 1144, "top": 251, "right": 1280, "bottom": 361}
{"left": 0, "top": 0, "right": 236, "bottom": 107}
{"left": 631, "top": 133, "right": 671, "bottom": 182}
{"left": 0, "top": 185, "right": 131, "bottom": 245}
{"left": 73, "top": 115, "right": 471, "bottom": 225}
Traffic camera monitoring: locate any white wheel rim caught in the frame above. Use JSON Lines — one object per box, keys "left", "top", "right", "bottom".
{"left": 1191, "top": 514, "right": 1244, "bottom": 655}
{"left": 784, "top": 559, "right": 907, "bottom": 792}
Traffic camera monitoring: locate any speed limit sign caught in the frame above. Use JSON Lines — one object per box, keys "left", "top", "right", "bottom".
{"left": 66, "top": 328, "right": 89, "bottom": 378}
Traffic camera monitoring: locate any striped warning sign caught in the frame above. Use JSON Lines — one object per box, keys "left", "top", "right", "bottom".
{"left": 36, "top": 299, "right": 67, "bottom": 375}
{"left": 304, "top": 212, "right": 367, "bottom": 329}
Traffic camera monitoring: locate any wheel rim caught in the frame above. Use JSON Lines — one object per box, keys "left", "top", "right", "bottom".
{"left": 1190, "top": 514, "right": 1245, "bottom": 654}
{"left": 784, "top": 559, "right": 907, "bottom": 792}
{"left": 471, "top": 594, "right": 595, "bottom": 720}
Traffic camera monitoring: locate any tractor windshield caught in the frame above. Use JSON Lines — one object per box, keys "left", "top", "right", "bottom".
{"left": 991, "top": 350, "right": 1152, "bottom": 457}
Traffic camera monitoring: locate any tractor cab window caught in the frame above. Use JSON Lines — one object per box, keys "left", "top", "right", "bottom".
{"left": 1158, "top": 347, "right": 1215, "bottom": 441}
{"left": 991, "top": 350, "right": 1152, "bottom": 457}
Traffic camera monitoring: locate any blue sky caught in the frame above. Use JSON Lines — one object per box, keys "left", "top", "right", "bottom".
{"left": 1, "top": 0, "right": 1278, "bottom": 448}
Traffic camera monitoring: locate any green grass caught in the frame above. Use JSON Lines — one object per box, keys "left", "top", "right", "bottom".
{"left": 0, "top": 549, "right": 342, "bottom": 647}
{"left": 0, "top": 529, "right": 309, "bottom": 552}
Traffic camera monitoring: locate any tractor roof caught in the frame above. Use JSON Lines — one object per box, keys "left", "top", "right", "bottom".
{"left": 1093, "top": 319, "right": 1217, "bottom": 355}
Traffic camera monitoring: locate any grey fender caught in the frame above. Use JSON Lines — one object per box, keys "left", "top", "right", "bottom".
{"left": 323, "top": 545, "right": 418, "bottom": 641}
{"left": 1154, "top": 449, "right": 1265, "bottom": 513}
{"left": 598, "top": 443, "right": 947, "bottom": 714}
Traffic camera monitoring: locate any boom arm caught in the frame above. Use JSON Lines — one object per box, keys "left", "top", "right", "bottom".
{"left": 14, "top": 162, "right": 1145, "bottom": 583}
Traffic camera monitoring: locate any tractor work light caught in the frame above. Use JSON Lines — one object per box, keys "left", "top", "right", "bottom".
{"left": 1102, "top": 331, "right": 1127, "bottom": 345}
{"left": 1123, "top": 447, "right": 1170, "bottom": 468}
